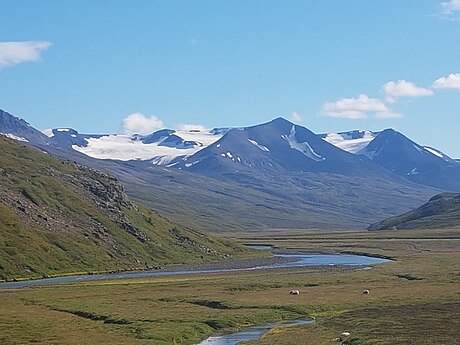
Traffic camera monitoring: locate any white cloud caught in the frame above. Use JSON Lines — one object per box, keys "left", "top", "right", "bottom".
{"left": 432, "top": 73, "right": 460, "bottom": 90}
{"left": 289, "top": 112, "right": 303, "bottom": 122}
{"left": 440, "top": 0, "right": 460, "bottom": 15}
{"left": 322, "top": 94, "right": 400, "bottom": 120}
{"left": 0, "top": 41, "right": 52, "bottom": 68}
{"left": 122, "top": 113, "right": 164, "bottom": 135}
{"left": 383, "top": 80, "right": 433, "bottom": 103}
{"left": 176, "top": 123, "right": 208, "bottom": 131}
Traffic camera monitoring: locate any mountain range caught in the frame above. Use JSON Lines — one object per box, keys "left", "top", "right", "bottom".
{"left": 1, "top": 108, "right": 458, "bottom": 232}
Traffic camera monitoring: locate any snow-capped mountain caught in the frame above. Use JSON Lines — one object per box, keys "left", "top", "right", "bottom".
{"left": 359, "top": 129, "right": 455, "bottom": 165}
{"left": 44, "top": 128, "right": 103, "bottom": 148}
{"left": 0, "top": 109, "right": 51, "bottom": 145}
{"left": 318, "top": 128, "right": 460, "bottom": 191}
{"left": 1, "top": 108, "right": 457, "bottom": 191}
{"left": 357, "top": 129, "right": 460, "bottom": 191}
{"left": 0, "top": 108, "right": 224, "bottom": 164}
{"left": 172, "top": 117, "right": 380, "bottom": 177}
{"left": 49, "top": 127, "right": 226, "bottom": 164}
{"left": 0, "top": 108, "right": 443, "bottom": 231}
{"left": 320, "top": 130, "right": 379, "bottom": 153}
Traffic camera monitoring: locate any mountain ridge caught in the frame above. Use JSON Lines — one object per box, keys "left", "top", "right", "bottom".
{"left": 358, "top": 129, "right": 460, "bottom": 191}
{"left": 369, "top": 192, "right": 460, "bottom": 230}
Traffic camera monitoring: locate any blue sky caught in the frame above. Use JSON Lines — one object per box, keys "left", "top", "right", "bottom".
{"left": 1, "top": 1, "right": 460, "bottom": 157}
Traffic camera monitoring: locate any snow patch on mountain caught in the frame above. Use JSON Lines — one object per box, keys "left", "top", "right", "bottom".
{"left": 172, "top": 130, "right": 220, "bottom": 146}
{"left": 71, "top": 129, "right": 222, "bottom": 162}
{"left": 424, "top": 146, "right": 444, "bottom": 159}
{"left": 248, "top": 139, "right": 270, "bottom": 152}
{"left": 185, "top": 160, "right": 201, "bottom": 168}
{"left": 42, "top": 129, "right": 54, "bottom": 138}
{"left": 72, "top": 135, "right": 193, "bottom": 161}
{"left": 150, "top": 155, "right": 182, "bottom": 166}
{"left": 1, "top": 133, "right": 29, "bottom": 142}
{"left": 282, "top": 125, "right": 324, "bottom": 161}
{"left": 322, "top": 131, "right": 376, "bottom": 153}
{"left": 407, "top": 168, "right": 419, "bottom": 175}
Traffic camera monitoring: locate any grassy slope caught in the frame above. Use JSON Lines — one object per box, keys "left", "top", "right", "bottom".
{"left": 369, "top": 192, "right": 460, "bottom": 230}
{"left": 0, "top": 136, "right": 256, "bottom": 280}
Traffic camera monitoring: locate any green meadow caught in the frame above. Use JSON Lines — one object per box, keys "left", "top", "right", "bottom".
{"left": 1, "top": 228, "right": 459, "bottom": 345}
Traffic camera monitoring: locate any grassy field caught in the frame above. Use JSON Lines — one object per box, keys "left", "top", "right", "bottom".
{"left": 0, "top": 228, "right": 459, "bottom": 345}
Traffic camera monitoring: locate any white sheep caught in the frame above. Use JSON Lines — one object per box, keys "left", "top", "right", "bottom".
{"left": 334, "top": 332, "right": 351, "bottom": 343}
{"left": 289, "top": 289, "right": 300, "bottom": 295}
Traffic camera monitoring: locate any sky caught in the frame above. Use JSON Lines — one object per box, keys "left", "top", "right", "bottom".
{"left": 1, "top": 0, "right": 460, "bottom": 157}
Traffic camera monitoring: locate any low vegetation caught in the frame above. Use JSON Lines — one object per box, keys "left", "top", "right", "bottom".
{"left": 369, "top": 192, "right": 460, "bottom": 230}
{"left": 0, "top": 228, "right": 458, "bottom": 344}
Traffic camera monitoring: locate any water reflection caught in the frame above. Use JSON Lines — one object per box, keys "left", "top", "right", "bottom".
{"left": 197, "top": 319, "right": 314, "bottom": 345}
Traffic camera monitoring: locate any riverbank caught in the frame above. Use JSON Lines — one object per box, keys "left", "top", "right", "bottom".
{"left": 0, "top": 256, "right": 295, "bottom": 288}
{"left": 1, "top": 253, "right": 390, "bottom": 289}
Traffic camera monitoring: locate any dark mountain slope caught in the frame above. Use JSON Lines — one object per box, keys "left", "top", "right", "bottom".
{"left": 116, "top": 159, "right": 438, "bottom": 232}
{"left": 177, "top": 118, "right": 383, "bottom": 176}
{"left": 359, "top": 129, "right": 460, "bottom": 191}
{"left": 0, "top": 136, "right": 250, "bottom": 280}
{"left": 0, "top": 109, "right": 50, "bottom": 145}
{"left": 369, "top": 193, "right": 460, "bottom": 230}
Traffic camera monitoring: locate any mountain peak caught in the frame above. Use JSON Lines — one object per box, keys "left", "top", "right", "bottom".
{"left": 359, "top": 127, "right": 460, "bottom": 191}
{"left": 0, "top": 109, "right": 50, "bottom": 145}
{"left": 379, "top": 128, "right": 400, "bottom": 137}
{"left": 247, "top": 117, "right": 294, "bottom": 133}
{"left": 269, "top": 117, "right": 293, "bottom": 126}
{"left": 381, "top": 128, "right": 397, "bottom": 133}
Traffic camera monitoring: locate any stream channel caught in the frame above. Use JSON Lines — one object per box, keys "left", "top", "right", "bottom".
{"left": 196, "top": 244, "right": 389, "bottom": 345}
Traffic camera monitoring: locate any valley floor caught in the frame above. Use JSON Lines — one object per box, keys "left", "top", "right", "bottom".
{"left": 1, "top": 228, "right": 459, "bottom": 345}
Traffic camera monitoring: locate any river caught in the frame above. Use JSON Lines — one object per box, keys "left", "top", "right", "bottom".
{"left": 197, "top": 319, "right": 314, "bottom": 345}
{"left": 0, "top": 252, "right": 389, "bottom": 289}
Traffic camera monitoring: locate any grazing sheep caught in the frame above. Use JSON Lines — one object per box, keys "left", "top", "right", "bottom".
{"left": 363, "top": 289, "right": 370, "bottom": 294}
{"left": 289, "top": 289, "right": 300, "bottom": 295}
{"left": 334, "top": 332, "right": 351, "bottom": 343}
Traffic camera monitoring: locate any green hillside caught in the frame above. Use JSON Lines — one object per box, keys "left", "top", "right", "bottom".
{"left": 0, "top": 136, "right": 255, "bottom": 281}
{"left": 369, "top": 193, "right": 460, "bottom": 230}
